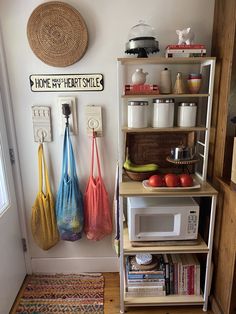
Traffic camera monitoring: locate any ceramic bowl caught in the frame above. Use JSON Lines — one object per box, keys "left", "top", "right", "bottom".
{"left": 187, "top": 78, "right": 202, "bottom": 94}
{"left": 188, "top": 73, "right": 202, "bottom": 79}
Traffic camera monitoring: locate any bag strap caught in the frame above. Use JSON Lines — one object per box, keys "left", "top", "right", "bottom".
{"left": 38, "top": 143, "right": 51, "bottom": 194}
{"left": 90, "top": 132, "right": 102, "bottom": 178}
{"left": 62, "top": 126, "right": 77, "bottom": 177}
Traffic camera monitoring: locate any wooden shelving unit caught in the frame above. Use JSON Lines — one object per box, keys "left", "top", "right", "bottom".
{"left": 117, "top": 57, "right": 217, "bottom": 313}
{"left": 124, "top": 294, "right": 205, "bottom": 306}
{"left": 123, "top": 228, "right": 209, "bottom": 254}
{"left": 119, "top": 179, "right": 217, "bottom": 197}
{"left": 122, "top": 126, "right": 207, "bottom": 133}
{"left": 122, "top": 93, "right": 210, "bottom": 99}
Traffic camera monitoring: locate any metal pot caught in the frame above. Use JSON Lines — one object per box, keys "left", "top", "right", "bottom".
{"left": 170, "top": 145, "right": 196, "bottom": 160}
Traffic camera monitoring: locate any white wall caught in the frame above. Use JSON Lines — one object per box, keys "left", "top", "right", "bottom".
{"left": 0, "top": 0, "right": 215, "bottom": 272}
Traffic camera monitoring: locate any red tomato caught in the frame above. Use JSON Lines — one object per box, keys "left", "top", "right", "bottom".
{"left": 164, "top": 173, "right": 180, "bottom": 187}
{"left": 148, "top": 175, "right": 164, "bottom": 187}
{"left": 179, "top": 174, "right": 193, "bottom": 187}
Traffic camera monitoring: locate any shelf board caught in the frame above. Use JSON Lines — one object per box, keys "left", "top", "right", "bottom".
{"left": 118, "top": 56, "right": 216, "bottom": 65}
{"left": 124, "top": 293, "right": 204, "bottom": 306}
{"left": 119, "top": 178, "right": 218, "bottom": 197}
{"left": 122, "top": 126, "right": 207, "bottom": 133}
{"left": 123, "top": 228, "right": 208, "bottom": 254}
{"left": 122, "top": 93, "right": 209, "bottom": 99}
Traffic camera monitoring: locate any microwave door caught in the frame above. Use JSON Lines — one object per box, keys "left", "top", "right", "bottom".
{"left": 136, "top": 213, "right": 181, "bottom": 241}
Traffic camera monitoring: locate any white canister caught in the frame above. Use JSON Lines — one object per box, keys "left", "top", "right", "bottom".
{"left": 152, "top": 98, "right": 175, "bottom": 128}
{"left": 128, "top": 101, "right": 149, "bottom": 128}
{"left": 177, "top": 102, "right": 197, "bottom": 127}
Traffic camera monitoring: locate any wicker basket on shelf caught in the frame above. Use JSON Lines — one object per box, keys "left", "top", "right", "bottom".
{"left": 124, "top": 168, "right": 158, "bottom": 181}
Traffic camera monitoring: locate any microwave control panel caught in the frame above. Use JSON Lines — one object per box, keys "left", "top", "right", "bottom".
{"left": 187, "top": 212, "right": 198, "bottom": 234}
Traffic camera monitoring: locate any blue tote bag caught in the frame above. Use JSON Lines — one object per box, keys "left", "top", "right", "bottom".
{"left": 56, "top": 126, "right": 84, "bottom": 241}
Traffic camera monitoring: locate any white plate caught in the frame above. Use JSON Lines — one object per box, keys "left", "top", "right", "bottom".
{"left": 142, "top": 179, "right": 201, "bottom": 191}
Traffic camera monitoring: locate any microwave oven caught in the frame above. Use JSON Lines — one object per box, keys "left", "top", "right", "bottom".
{"left": 127, "top": 197, "right": 199, "bottom": 241}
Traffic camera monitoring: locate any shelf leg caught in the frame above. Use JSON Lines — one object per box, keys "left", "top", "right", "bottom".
{"left": 203, "top": 195, "right": 217, "bottom": 311}
{"left": 119, "top": 196, "right": 125, "bottom": 314}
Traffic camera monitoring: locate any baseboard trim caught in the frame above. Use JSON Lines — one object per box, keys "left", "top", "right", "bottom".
{"left": 31, "top": 257, "right": 119, "bottom": 274}
{"left": 210, "top": 296, "right": 224, "bottom": 314}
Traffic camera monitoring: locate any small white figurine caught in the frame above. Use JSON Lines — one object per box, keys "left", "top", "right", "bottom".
{"left": 176, "top": 27, "right": 195, "bottom": 45}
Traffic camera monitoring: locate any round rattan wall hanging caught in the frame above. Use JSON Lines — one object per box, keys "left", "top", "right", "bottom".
{"left": 27, "top": 1, "right": 88, "bottom": 67}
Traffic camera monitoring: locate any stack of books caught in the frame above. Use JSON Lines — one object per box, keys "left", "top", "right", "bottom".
{"left": 124, "top": 84, "right": 160, "bottom": 95}
{"left": 165, "top": 44, "right": 206, "bottom": 58}
{"left": 126, "top": 254, "right": 201, "bottom": 296}
{"left": 126, "top": 255, "right": 166, "bottom": 297}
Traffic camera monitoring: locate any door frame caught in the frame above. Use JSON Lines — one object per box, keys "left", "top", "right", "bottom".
{"left": 0, "top": 27, "right": 31, "bottom": 273}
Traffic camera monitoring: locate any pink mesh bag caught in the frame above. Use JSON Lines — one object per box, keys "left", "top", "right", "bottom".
{"left": 84, "top": 134, "right": 112, "bottom": 240}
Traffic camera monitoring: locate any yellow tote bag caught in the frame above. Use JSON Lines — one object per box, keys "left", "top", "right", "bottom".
{"left": 31, "top": 144, "right": 59, "bottom": 250}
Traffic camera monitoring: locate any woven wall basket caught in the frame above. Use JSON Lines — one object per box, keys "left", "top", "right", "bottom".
{"left": 27, "top": 1, "right": 88, "bottom": 67}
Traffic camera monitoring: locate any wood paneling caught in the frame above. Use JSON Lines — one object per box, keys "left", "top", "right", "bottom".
{"left": 210, "top": 1, "right": 236, "bottom": 313}
{"left": 212, "top": 180, "right": 236, "bottom": 314}
{"left": 210, "top": 0, "right": 236, "bottom": 180}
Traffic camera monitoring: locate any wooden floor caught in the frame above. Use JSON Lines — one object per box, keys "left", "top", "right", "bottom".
{"left": 104, "top": 273, "right": 214, "bottom": 314}
{"left": 11, "top": 272, "right": 214, "bottom": 314}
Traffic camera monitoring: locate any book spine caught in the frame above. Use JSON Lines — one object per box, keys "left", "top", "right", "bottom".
{"left": 128, "top": 270, "right": 164, "bottom": 275}
{"left": 127, "top": 285, "right": 165, "bottom": 291}
{"left": 173, "top": 262, "right": 177, "bottom": 294}
{"left": 125, "top": 90, "right": 160, "bottom": 95}
{"left": 125, "top": 84, "right": 159, "bottom": 91}
{"left": 126, "top": 290, "right": 166, "bottom": 297}
{"left": 166, "top": 44, "right": 206, "bottom": 49}
{"left": 128, "top": 278, "right": 165, "bottom": 282}
{"left": 189, "top": 265, "right": 195, "bottom": 295}
{"left": 163, "top": 254, "right": 170, "bottom": 295}
{"left": 166, "top": 49, "right": 206, "bottom": 54}
{"left": 127, "top": 280, "right": 165, "bottom": 286}
{"left": 166, "top": 52, "right": 206, "bottom": 58}
{"left": 128, "top": 273, "right": 165, "bottom": 279}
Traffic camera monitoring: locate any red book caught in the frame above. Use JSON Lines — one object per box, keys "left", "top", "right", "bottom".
{"left": 125, "top": 90, "right": 160, "bottom": 95}
{"left": 125, "top": 84, "right": 160, "bottom": 95}
{"left": 187, "top": 265, "right": 195, "bottom": 295}
{"left": 125, "top": 84, "right": 159, "bottom": 91}
{"left": 166, "top": 44, "right": 206, "bottom": 50}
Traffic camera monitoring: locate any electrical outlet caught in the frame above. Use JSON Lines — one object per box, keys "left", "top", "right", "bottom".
{"left": 85, "top": 105, "right": 102, "bottom": 136}
{"left": 32, "top": 106, "right": 52, "bottom": 142}
{"left": 58, "top": 97, "right": 77, "bottom": 135}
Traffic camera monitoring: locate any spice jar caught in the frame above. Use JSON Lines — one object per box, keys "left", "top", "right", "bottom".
{"left": 177, "top": 102, "right": 197, "bottom": 127}
{"left": 128, "top": 101, "right": 149, "bottom": 128}
{"left": 152, "top": 98, "right": 175, "bottom": 127}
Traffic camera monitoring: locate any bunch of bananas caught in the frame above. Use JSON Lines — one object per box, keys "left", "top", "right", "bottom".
{"left": 123, "top": 156, "right": 159, "bottom": 173}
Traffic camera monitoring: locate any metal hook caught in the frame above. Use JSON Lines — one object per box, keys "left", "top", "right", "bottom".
{"left": 92, "top": 128, "right": 97, "bottom": 138}
{"left": 39, "top": 131, "right": 45, "bottom": 143}
{"left": 62, "top": 103, "right": 71, "bottom": 127}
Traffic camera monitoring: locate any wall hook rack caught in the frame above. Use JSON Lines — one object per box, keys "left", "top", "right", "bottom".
{"left": 32, "top": 106, "right": 52, "bottom": 143}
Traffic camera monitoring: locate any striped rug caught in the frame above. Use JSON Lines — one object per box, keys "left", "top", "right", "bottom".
{"left": 15, "top": 273, "right": 104, "bottom": 313}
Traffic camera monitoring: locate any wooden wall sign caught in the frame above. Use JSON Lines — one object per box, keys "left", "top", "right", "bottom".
{"left": 29, "top": 74, "right": 104, "bottom": 92}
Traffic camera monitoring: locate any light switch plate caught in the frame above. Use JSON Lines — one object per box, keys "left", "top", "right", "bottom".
{"left": 32, "top": 106, "right": 52, "bottom": 142}
{"left": 58, "top": 96, "right": 77, "bottom": 135}
{"left": 85, "top": 105, "right": 102, "bottom": 136}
